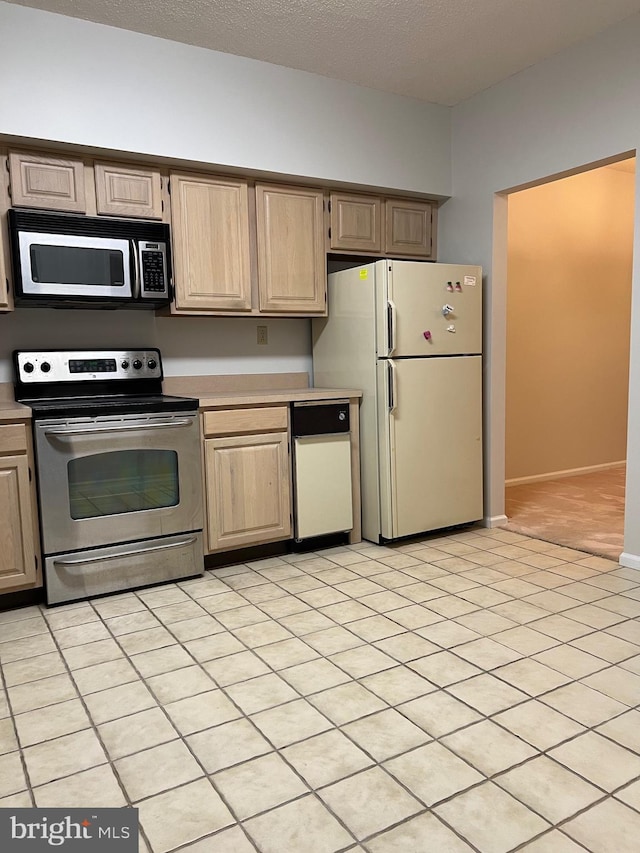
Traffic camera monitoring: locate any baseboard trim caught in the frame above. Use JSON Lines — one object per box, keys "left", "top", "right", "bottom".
{"left": 484, "top": 515, "right": 509, "bottom": 528}
{"left": 619, "top": 552, "right": 640, "bottom": 571}
{"left": 505, "top": 461, "right": 626, "bottom": 487}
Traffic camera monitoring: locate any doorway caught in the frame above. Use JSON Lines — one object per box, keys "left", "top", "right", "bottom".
{"left": 503, "top": 158, "right": 635, "bottom": 560}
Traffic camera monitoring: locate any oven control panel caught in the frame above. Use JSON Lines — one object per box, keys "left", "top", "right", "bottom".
{"left": 15, "top": 349, "right": 163, "bottom": 383}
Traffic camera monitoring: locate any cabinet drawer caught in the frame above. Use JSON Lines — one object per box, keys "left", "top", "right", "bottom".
{"left": 9, "top": 151, "right": 86, "bottom": 213}
{"left": 0, "top": 423, "right": 28, "bottom": 454}
{"left": 95, "top": 163, "right": 163, "bottom": 219}
{"left": 203, "top": 406, "right": 288, "bottom": 436}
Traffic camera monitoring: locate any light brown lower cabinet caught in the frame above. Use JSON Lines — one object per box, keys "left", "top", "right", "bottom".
{"left": 204, "top": 431, "right": 291, "bottom": 552}
{"left": 0, "top": 423, "right": 40, "bottom": 592}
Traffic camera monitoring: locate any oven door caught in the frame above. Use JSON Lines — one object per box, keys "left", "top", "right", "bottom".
{"left": 34, "top": 411, "right": 202, "bottom": 555}
{"left": 17, "top": 231, "right": 132, "bottom": 299}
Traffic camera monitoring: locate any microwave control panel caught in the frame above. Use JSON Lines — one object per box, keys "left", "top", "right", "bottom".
{"left": 139, "top": 241, "right": 169, "bottom": 298}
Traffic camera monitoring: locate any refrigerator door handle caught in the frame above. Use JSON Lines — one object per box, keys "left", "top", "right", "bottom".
{"left": 387, "top": 300, "right": 396, "bottom": 355}
{"left": 387, "top": 360, "right": 397, "bottom": 414}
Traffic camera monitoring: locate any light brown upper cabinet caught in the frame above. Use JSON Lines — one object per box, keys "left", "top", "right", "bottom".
{"left": 256, "top": 183, "right": 326, "bottom": 314}
{"left": 0, "top": 159, "right": 11, "bottom": 311}
{"left": 8, "top": 150, "right": 86, "bottom": 213}
{"left": 170, "top": 172, "right": 252, "bottom": 312}
{"left": 329, "top": 193, "right": 382, "bottom": 253}
{"left": 95, "top": 163, "right": 163, "bottom": 219}
{"left": 385, "top": 198, "right": 435, "bottom": 258}
{"left": 0, "top": 234, "right": 9, "bottom": 311}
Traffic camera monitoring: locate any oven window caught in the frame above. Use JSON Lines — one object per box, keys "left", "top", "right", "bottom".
{"left": 67, "top": 450, "right": 179, "bottom": 519}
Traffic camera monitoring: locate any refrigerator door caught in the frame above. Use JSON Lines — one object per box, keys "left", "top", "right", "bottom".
{"left": 377, "top": 261, "right": 482, "bottom": 357}
{"left": 378, "top": 355, "right": 483, "bottom": 539}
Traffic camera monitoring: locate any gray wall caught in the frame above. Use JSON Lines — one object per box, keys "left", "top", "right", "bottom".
{"left": 441, "top": 13, "right": 640, "bottom": 566}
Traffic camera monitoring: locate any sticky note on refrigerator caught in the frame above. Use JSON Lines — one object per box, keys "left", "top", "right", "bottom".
{"left": 464, "top": 275, "right": 477, "bottom": 286}
{"left": 360, "top": 269, "right": 368, "bottom": 279}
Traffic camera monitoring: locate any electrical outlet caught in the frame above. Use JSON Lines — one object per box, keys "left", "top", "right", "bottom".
{"left": 257, "top": 325, "right": 268, "bottom": 345}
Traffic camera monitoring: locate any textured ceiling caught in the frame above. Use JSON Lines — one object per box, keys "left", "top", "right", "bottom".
{"left": 7, "top": 0, "right": 640, "bottom": 104}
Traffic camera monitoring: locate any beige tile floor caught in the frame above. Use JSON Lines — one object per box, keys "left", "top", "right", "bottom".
{"left": 1, "top": 528, "right": 640, "bottom": 852}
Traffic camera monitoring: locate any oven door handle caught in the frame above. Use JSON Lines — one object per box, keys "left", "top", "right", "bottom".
{"left": 44, "top": 418, "right": 194, "bottom": 436}
{"left": 53, "top": 536, "right": 198, "bottom": 568}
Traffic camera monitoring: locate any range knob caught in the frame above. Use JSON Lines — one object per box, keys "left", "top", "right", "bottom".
{"left": 23, "top": 362, "right": 35, "bottom": 374}
{"left": 40, "top": 362, "right": 51, "bottom": 373}
{"left": 132, "top": 359, "right": 143, "bottom": 371}
{"left": 147, "top": 358, "right": 157, "bottom": 370}
{"left": 121, "top": 360, "right": 130, "bottom": 370}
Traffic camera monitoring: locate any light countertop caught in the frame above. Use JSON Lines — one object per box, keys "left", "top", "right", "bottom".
{"left": 0, "top": 375, "right": 361, "bottom": 420}
{"left": 162, "top": 373, "right": 361, "bottom": 408}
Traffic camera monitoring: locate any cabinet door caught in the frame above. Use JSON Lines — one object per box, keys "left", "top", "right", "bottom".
{"left": 205, "top": 432, "right": 291, "bottom": 551}
{"left": 170, "top": 173, "right": 252, "bottom": 312}
{"left": 95, "top": 163, "right": 162, "bottom": 219}
{"left": 9, "top": 151, "right": 86, "bottom": 212}
{"left": 385, "top": 198, "right": 435, "bottom": 258}
{"left": 0, "top": 158, "right": 11, "bottom": 310}
{"left": 0, "top": 230, "right": 9, "bottom": 311}
{"left": 330, "top": 193, "right": 381, "bottom": 252}
{"left": 0, "top": 455, "right": 37, "bottom": 590}
{"left": 256, "top": 184, "right": 326, "bottom": 314}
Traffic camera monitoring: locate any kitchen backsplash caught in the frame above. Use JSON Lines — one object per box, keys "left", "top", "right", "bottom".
{"left": 0, "top": 310, "right": 313, "bottom": 383}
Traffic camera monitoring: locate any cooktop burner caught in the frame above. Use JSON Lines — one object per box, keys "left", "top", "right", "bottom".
{"left": 25, "top": 394, "right": 198, "bottom": 420}
{"left": 13, "top": 348, "right": 198, "bottom": 419}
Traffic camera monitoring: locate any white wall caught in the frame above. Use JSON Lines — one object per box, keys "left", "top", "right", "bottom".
{"left": 441, "top": 13, "right": 640, "bottom": 565}
{"left": 0, "top": 311, "right": 312, "bottom": 383}
{"left": 0, "top": 3, "right": 450, "bottom": 196}
{"left": 0, "top": 2, "right": 450, "bottom": 385}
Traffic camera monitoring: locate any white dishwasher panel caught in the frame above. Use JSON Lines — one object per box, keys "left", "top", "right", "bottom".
{"left": 294, "top": 434, "right": 353, "bottom": 540}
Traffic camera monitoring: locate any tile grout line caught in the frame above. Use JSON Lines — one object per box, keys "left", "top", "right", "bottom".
{"left": 1, "top": 528, "right": 638, "bottom": 852}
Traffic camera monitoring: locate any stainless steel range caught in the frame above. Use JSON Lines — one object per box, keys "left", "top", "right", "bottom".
{"left": 14, "top": 348, "right": 204, "bottom": 605}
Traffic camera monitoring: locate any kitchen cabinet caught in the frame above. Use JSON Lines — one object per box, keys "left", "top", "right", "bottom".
{"left": 203, "top": 406, "right": 291, "bottom": 552}
{"left": 0, "top": 138, "right": 440, "bottom": 315}
{"left": 95, "top": 163, "right": 163, "bottom": 219}
{"left": 328, "top": 192, "right": 436, "bottom": 259}
{"left": 0, "top": 159, "right": 10, "bottom": 310}
{"left": 0, "top": 222, "right": 9, "bottom": 311}
{"left": 0, "top": 255, "right": 8, "bottom": 310}
{"left": 329, "top": 193, "right": 382, "bottom": 253}
{"left": 170, "top": 172, "right": 252, "bottom": 312}
{"left": 8, "top": 150, "right": 86, "bottom": 213}
{"left": 0, "top": 422, "right": 40, "bottom": 592}
{"left": 256, "top": 183, "right": 326, "bottom": 314}
{"left": 385, "top": 198, "right": 435, "bottom": 257}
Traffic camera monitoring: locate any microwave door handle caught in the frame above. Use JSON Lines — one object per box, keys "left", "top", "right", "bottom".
{"left": 130, "top": 239, "right": 140, "bottom": 298}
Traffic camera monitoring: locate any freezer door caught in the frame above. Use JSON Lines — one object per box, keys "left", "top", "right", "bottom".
{"left": 378, "top": 355, "right": 483, "bottom": 539}
{"left": 378, "top": 261, "right": 482, "bottom": 357}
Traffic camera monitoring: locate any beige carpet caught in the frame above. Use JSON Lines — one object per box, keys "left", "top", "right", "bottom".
{"left": 504, "top": 466, "right": 625, "bottom": 561}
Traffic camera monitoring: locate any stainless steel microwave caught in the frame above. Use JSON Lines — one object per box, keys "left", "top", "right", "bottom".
{"left": 8, "top": 209, "right": 171, "bottom": 308}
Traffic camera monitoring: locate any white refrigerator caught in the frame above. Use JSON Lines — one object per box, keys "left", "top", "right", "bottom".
{"left": 312, "top": 260, "right": 483, "bottom": 543}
